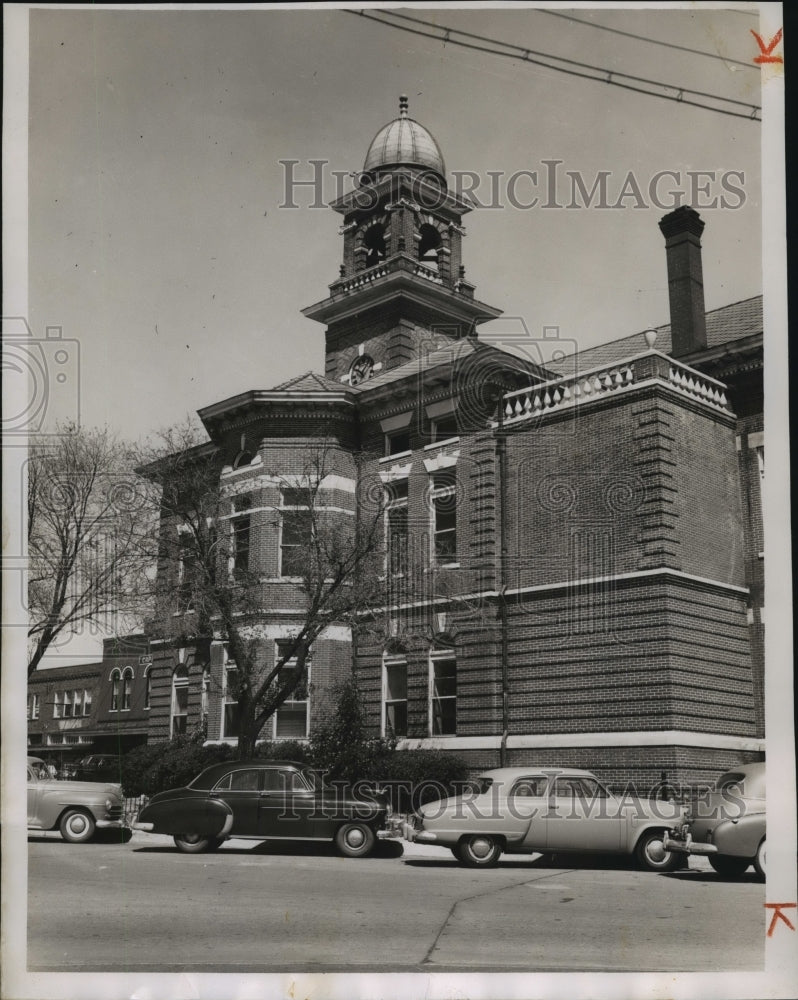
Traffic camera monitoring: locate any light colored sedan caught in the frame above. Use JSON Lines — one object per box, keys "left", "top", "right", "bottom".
{"left": 663, "top": 762, "right": 765, "bottom": 880}
{"left": 404, "top": 766, "right": 685, "bottom": 870}
{"left": 27, "top": 756, "right": 125, "bottom": 843}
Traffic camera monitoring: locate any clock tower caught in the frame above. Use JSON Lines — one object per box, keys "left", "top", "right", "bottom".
{"left": 302, "top": 96, "right": 502, "bottom": 387}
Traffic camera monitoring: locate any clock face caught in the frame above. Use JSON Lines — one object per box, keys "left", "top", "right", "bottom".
{"left": 349, "top": 354, "right": 375, "bottom": 386}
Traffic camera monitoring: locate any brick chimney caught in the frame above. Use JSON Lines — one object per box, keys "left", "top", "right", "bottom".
{"left": 658, "top": 206, "right": 707, "bottom": 357}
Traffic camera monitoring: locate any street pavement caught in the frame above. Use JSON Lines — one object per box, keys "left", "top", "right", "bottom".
{"left": 26, "top": 829, "right": 765, "bottom": 972}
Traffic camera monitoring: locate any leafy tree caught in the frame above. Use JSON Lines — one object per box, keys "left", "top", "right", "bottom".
{"left": 136, "top": 422, "right": 387, "bottom": 757}
{"left": 27, "top": 424, "right": 152, "bottom": 676}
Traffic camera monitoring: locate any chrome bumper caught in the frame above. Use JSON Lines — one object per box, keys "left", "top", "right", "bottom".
{"left": 663, "top": 830, "right": 717, "bottom": 856}
{"left": 132, "top": 820, "right": 154, "bottom": 832}
{"left": 377, "top": 816, "right": 405, "bottom": 840}
{"left": 95, "top": 819, "right": 126, "bottom": 829}
{"left": 402, "top": 820, "right": 437, "bottom": 843}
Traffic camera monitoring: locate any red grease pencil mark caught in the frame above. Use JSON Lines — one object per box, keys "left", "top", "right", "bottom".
{"left": 751, "top": 28, "right": 783, "bottom": 65}
{"left": 764, "top": 902, "right": 797, "bottom": 937}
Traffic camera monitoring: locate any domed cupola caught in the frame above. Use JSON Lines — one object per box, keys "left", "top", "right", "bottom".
{"left": 362, "top": 95, "right": 446, "bottom": 186}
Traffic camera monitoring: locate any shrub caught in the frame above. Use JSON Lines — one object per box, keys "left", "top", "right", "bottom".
{"left": 371, "top": 750, "right": 471, "bottom": 812}
{"left": 120, "top": 733, "right": 235, "bottom": 796}
{"left": 309, "top": 676, "right": 395, "bottom": 784}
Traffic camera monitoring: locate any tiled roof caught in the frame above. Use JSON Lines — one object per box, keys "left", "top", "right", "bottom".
{"left": 349, "top": 338, "right": 537, "bottom": 395}
{"left": 271, "top": 371, "right": 348, "bottom": 392}
{"left": 545, "top": 296, "right": 763, "bottom": 376}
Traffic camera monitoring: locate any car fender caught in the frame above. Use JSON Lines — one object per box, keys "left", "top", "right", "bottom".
{"left": 712, "top": 813, "right": 765, "bottom": 858}
{"left": 138, "top": 794, "right": 233, "bottom": 837}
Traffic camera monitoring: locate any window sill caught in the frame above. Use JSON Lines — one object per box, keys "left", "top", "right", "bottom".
{"left": 423, "top": 437, "right": 460, "bottom": 451}
{"left": 426, "top": 563, "right": 460, "bottom": 571}
{"left": 379, "top": 451, "right": 412, "bottom": 464}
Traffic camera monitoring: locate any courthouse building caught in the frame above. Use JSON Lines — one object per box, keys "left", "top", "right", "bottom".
{"left": 31, "top": 99, "right": 765, "bottom": 786}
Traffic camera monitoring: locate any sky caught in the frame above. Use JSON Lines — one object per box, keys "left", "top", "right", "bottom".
{"left": 13, "top": 1, "right": 771, "bottom": 662}
{"left": 24, "top": 3, "right": 764, "bottom": 441}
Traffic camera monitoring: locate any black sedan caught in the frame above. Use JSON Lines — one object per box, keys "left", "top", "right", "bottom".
{"left": 133, "top": 760, "right": 395, "bottom": 858}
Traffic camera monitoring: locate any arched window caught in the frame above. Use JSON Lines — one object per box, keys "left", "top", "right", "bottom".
{"left": 171, "top": 666, "right": 189, "bottom": 736}
{"left": 233, "top": 450, "right": 255, "bottom": 470}
{"left": 110, "top": 669, "right": 121, "bottom": 712}
{"left": 121, "top": 668, "right": 134, "bottom": 711}
{"left": 143, "top": 667, "right": 152, "bottom": 710}
{"left": 363, "top": 224, "right": 387, "bottom": 267}
{"left": 418, "top": 224, "right": 442, "bottom": 269}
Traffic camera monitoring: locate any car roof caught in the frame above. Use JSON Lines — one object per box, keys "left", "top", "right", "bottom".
{"left": 719, "top": 762, "right": 766, "bottom": 796}
{"left": 477, "top": 767, "right": 599, "bottom": 781}
{"left": 28, "top": 756, "right": 45, "bottom": 766}
{"left": 188, "top": 759, "right": 309, "bottom": 789}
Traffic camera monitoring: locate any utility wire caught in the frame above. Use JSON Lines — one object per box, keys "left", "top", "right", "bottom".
{"left": 539, "top": 8, "right": 758, "bottom": 71}
{"left": 347, "top": 9, "right": 761, "bottom": 123}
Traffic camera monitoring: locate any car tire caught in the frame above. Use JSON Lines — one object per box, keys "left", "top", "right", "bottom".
{"left": 457, "top": 835, "right": 502, "bottom": 868}
{"left": 753, "top": 840, "right": 766, "bottom": 881}
{"left": 709, "top": 853, "right": 751, "bottom": 877}
{"left": 335, "top": 822, "right": 376, "bottom": 858}
{"left": 59, "top": 809, "right": 96, "bottom": 844}
{"left": 174, "top": 833, "right": 214, "bottom": 854}
{"left": 635, "top": 830, "right": 681, "bottom": 872}
{"left": 451, "top": 845, "right": 463, "bottom": 861}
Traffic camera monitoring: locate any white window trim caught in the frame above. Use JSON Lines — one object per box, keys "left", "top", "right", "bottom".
{"left": 385, "top": 480, "right": 409, "bottom": 578}
{"left": 121, "top": 667, "right": 134, "bottom": 712}
{"left": 429, "top": 470, "right": 459, "bottom": 569}
{"left": 171, "top": 667, "right": 189, "bottom": 738}
{"left": 220, "top": 660, "right": 238, "bottom": 741}
{"left": 428, "top": 648, "right": 457, "bottom": 737}
{"left": 270, "top": 642, "right": 311, "bottom": 741}
{"left": 109, "top": 670, "right": 121, "bottom": 713}
{"left": 382, "top": 654, "right": 408, "bottom": 738}
{"left": 143, "top": 667, "right": 151, "bottom": 710}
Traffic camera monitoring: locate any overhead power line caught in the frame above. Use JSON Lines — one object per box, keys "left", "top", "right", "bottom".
{"left": 539, "top": 8, "right": 759, "bottom": 71}
{"left": 347, "top": 9, "right": 761, "bottom": 123}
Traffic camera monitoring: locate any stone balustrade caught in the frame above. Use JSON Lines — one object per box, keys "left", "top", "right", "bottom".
{"left": 329, "top": 253, "right": 459, "bottom": 297}
{"left": 500, "top": 349, "right": 732, "bottom": 426}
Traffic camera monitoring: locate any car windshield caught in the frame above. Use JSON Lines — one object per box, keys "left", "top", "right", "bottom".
{"left": 29, "top": 761, "right": 49, "bottom": 780}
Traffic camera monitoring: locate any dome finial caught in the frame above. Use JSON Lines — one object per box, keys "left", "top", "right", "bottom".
{"left": 399, "top": 94, "right": 409, "bottom": 118}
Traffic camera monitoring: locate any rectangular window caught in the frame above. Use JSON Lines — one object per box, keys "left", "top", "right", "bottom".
{"left": 53, "top": 691, "right": 61, "bottom": 719}
{"left": 280, "top": 489, "right": 312, "bottom": 579}
{"left": 223, "top": 663, "right": 241, "bottom": 739}
{"left": 62, "top": 691, "right": 73, "bottom": 718}
{"left": 32, "top": 693, "right": 40, "bottom": 720}
{"left": 172, "top": 685, "right": 188, "bottom": 735}
{"left": 178, "top": 534, "right": 198, "bottom": 611}
{"left": 82, "top": 690, "right": 92, "bottom": 716}
{"left": 430, "top": 651, "right": 457, "bottom": 736}
{"left": 273, "top": 642, "right": 310, "bottom": 739}
{"left": 231, "top": 495, "right": 252, "bottom": 579}
{"left": 72, "top": 690, "right": 82, "bottom": 716}
{"left": 431, "top": 412, "right": 459, "bottom": 443}
{"left": 386, "top": 480, "right": 409, "bottom": 576}
{"left": 431, "top": 470, "right": 457, "bottom": 564}
{"left": 385, "top": 428, "right": 411, "bottom": 457}
{"left": 755, "top": 445, "right": 764, "bottom": 485}
{"left": 383, "top": 657, "right": 408, "bottom": 737}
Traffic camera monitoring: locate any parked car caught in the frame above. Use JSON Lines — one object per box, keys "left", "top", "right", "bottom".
{"left": 403, "top": 766, "right": 685, "bottom": 870}
{"left": 133, "top": 759, "right": 397, "bottom": 857}
{"left": 74, "top": 754, "right": 120, "bottom": 782}
{"left": 663, "top": 762, "right": 765, "bottom": 880}
{"left": 27, "top": 756, "right": 126, "bottom": 843}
